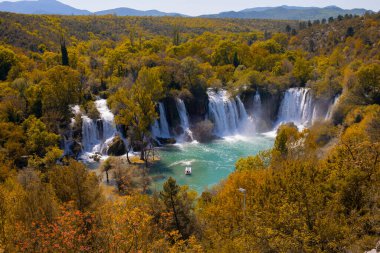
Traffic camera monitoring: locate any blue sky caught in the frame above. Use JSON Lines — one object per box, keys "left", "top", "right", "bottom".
{"left": 8, "top": 0, "right": 380, "bottom": 15}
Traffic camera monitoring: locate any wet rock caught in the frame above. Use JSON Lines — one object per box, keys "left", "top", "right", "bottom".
{"left": 156, "top": 137, "right": 177, "bottom": 145}
{"left": 192, "top": 120, "right": 215, "bottom": 143}
{"left": 90, "top": 153, "right": 102, "bottom": 162}
{"left": 162, "top": 96, "right": 181, "bottom": 130}
{"left": 107, "top": 136, "right": 126, "bottom": 156}
{"left": 71, "top": 140, "right": 83, "bottom": 158}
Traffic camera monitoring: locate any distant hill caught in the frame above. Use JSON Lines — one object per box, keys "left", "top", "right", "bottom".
{"left": 0, "top": 1, "right": 371, "bottom": 20}
{"left": 95, "top": 8, "right": 185, "bottom": 17}
{"left": 201, "top": 5, "right": 370, "bottom": 20}
{"left": 0, "top": 0, "right": 90, "bottom": 15}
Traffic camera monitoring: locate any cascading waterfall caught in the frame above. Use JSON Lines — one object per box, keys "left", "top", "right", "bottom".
{"left": 152, "top": 102, "right": 171, "bottom": 138}
{"left": 236, "top": 97, "right": 248, "bottom": 121}
{"left": 82, "top": 99, "right": 118, "bottom": 155}
{"left": 81, "top": 115, "right": 99, "bottom": 152}
{"left": 276, "top": 87, "right": 341, "bottom": 130}
{"left": 207, "top": 89, "right": 250, "bottom": 136}
{"left": 252, "top": 90, "right": 262, "bottom": 121}
{"left": 325, "top": 95, "right": 340, "bottom": 120}
{"left": 176, "top": 99, "right": 193, "bottom": 141}
{"left": 277, "top": 88, "right": 314, "bottom": 127}
{"left": 68, "top": 89, "right": 339, "bottom": 154}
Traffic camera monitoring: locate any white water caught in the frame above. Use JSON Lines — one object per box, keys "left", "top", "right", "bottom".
{"left": 253, "top": 90, "right": 262, "bottom": 121}
{"left": 276, "top": 87, "right": 341, "bottom": 132}
{"left": 236, "top": 96, "right": 248, "bottom": 121}
{"left": 207, "top": 89, "right": 252, "bottom": 137}
{"left": 152, "top": 102, "right": 171, "bottom": 138}
{"left": 277, "top": 88, "right": 314, "bottom": 127}
{"left": 73, "top": 88, "right": 339, "bottom": 160}
{"left": 176, "top": 98, "right": 193, "bottom": 141}
{"left": 82, "top": 99, "right": 118, "bottom": 156}
{"left": 325, "top": 95, "right": 340, "bottom": 120}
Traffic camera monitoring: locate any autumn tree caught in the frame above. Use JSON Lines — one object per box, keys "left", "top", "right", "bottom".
{"left": 355, "top": 63, "right": 380, "bottom": 104}
{"left": 49, "top": 160, "right": 103, "bottom": 211}
{"left": 22, "top": 116, "right": 60, "bottom": 158}
{"left": 293, "top": 56, "right": 313, "bottom": 85}
{"left": 113, "top": 67, "right": 164, "bottom": 162}
{"left": 41, "top": 66, "right": 82, "bottom": 130}
{"left": 101, "top": 157, "right": 112, "bottom": 184}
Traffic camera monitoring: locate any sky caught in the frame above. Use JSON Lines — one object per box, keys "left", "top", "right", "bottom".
{"left": 6, "top": 0, "right": 380, "bottom": 15}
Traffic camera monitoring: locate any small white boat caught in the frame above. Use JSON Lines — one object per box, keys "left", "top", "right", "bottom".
{"left": 185, "top": 167, "right": 192, "bottom": 175}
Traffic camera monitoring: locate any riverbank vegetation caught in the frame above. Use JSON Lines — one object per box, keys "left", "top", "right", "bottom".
{"left": 0, "top": 11, "right": 379, "bottom": 252}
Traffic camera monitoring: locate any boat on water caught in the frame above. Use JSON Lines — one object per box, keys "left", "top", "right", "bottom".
{"left": 185, "top": 167, "right": 192, "bottom": 175}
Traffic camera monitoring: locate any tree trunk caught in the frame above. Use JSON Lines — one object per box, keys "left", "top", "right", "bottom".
{"left": 170, "top": 194, "right": 181, "bottom": 236}
{"left": 140, "top": 148, "right": 145, "bottom": 161}
{"left": 126, "top": 145, "right": 132, "bottom": 164}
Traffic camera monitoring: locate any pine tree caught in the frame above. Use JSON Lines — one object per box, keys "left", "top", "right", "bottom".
{"left": 285, "top": 24, "right": 291, "bottom": 34}
{"left": 60, "top": 40, "right": 69, "bottom": 66}
{"left": 233, "top": 51, "right": 240, "bottom": 68}
{"left": 160, "top": 177, "right": 194, "bottom": 239}
{"left": 346, "top": 27, "right": 355, "bottom": 37}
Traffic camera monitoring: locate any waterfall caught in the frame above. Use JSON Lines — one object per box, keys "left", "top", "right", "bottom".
{"left": 81, "top": 115, "right": 100, "bottom": 152}
{"left": 176, "top": 98, "right": 193, "bottom": 141}
{"left": 325, "top": 95, "right": 340, "bottom": 120}
{"left": 252, "top": 90, "right": 262, "bottom": 121}
{"left": 276, "top": 88, "right": 340, "bottom": 130}
{"left": 177, "top": 99, "right": 190, "bottom": 130}
{"left": 277, "top": 88, "right": 314, "bottom": 127}
{"left": 82, "top": 99, "right": 117, "bottom": 155}
{"left": 207, "top": 89, "right": 249, "bottom": 136}
{"left": 236, "top": 97, "right": 248, "bottom": 121}
{"left": 152, "top": 102, "right": 171, "bottom": 138}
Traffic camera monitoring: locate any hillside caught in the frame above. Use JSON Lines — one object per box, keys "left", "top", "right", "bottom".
{"left": 202, "top": 5, "right": 370, "bottom": 20}
{"left": 0, "top": 0, "right": 372, "bottom": 20}
{"left": 94, "top": 8, "right": 185, "bottom": 17}
{"left": 0, "top": 12, "right": 299, "bottom": 51}
{"left": 0, "top": 0, "right": 90, "bottom": 15}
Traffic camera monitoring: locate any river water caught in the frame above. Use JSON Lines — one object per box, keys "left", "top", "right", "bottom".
{"left": 150, "top": 134, "right": 274, "bottom": 193}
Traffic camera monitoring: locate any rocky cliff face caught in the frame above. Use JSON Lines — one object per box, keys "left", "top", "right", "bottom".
{"left": 183, "top": 89, "right": 208, "bottom": 124}
{"left": 162, "top": 96, "right": 181, "bottom": 134}
{"left": 240, "top": 89, "right": 282, "bottom": 131}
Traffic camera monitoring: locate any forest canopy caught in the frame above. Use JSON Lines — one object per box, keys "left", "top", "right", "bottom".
{"left": 0, "top": 11, "right": 379, "bottom": 252}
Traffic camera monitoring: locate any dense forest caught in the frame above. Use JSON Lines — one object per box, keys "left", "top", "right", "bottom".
{"left": 0, "top": 11, "right": 379, "bottom": 252}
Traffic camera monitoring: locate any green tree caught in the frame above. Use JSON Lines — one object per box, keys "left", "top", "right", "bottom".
{"left": 22, "top": 116, "right": 60, "bottom": 158}
{"left": 113, "top": 67, "right": 163, "bottom": 162}
{"left": 41, "top": 66, "right": 82, "bottom": 129}
{"left": 293, "top": 57, "right": 313, "bottom": 84}
{"left": 60, "top": 40, "right": 69, "bottom": 66}
{"left": 346, "top": 27, "right": 355, "bottom": 37}
{"left": 0, "top": 46, "right": 16, "bottom": 81}
{"left": 273, "top": 123, "right": 300, "bottom": 159}
{"left": 160, "top": 177, "right": 196, "bottom": 239}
